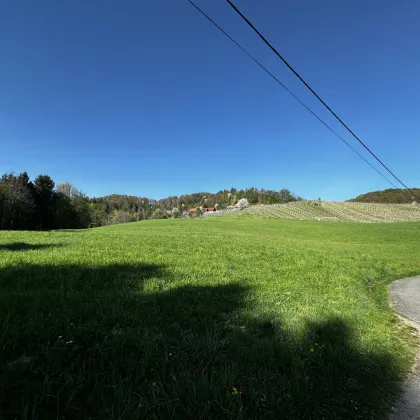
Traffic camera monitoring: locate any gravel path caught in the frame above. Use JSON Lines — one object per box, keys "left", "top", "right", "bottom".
{"left": 389, "top": 276, "right": 420, "bottom": 420}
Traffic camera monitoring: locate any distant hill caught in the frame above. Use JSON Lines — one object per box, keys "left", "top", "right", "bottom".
{"left": 89, "top": 187, "right": 302, "bottom": 225}
{"left": 349, "top": 188, "right": 420, "bottom": 204}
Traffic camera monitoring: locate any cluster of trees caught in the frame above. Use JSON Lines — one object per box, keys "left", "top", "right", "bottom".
{"left": 0, "top": 171, "right": 301, "bottom": 230}
{"left": 349, "top": 188, "right": 420, "bottom": 204}
{"left": 181, "top": 187, "right": 300, "bottom": 209}
{"left": 0, "top": 173, "right": 91, "bottom": 230}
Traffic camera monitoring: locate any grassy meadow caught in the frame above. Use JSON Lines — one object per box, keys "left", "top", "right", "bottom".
{"left": 1, "top": 217, "right": 420, "bottom": 419}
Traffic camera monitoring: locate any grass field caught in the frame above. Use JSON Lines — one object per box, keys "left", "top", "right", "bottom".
{"left": 1, "top": 218, "right": 420, "bottom": 419}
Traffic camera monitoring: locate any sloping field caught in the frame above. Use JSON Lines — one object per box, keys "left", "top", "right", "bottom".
{"left": 1, "top": 218, "right": 420, "bottom": 419}
{"left": 244, "top": 201, "right": 420, "bottom": 222}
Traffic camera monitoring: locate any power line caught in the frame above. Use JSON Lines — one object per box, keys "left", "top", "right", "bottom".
{"left": 186, "top": 0, "right": 402, "bottom": 193}
{"left": 225, "top": 0, "right": 419, "bottom": 201}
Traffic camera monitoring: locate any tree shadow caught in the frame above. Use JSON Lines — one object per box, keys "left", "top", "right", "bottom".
{"left": 0, "top": 263, "right": 405, "bottom": 419}
{"left": 0, "top": 242, "right": 66, "bottom": 251}
{"left": 52, "top": 229, "right": 88, "bottom": 233}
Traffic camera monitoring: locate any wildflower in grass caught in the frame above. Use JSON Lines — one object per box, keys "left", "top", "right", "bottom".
{"left": 231, "top": 387, "right": 241, "bottom": 395}
{"left": 152, "top": 382, "right": 157, "bottom": 387}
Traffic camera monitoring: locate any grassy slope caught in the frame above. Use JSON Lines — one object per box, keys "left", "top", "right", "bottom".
{"left": 1, "top": 218, "right": 419, "bottom": 419}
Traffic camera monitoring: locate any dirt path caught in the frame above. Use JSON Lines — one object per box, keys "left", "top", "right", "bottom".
{"left": 389, "top": 276, "right": 420, "bottom": 420}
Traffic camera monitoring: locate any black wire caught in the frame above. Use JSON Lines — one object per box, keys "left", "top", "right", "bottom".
{"left": 225, "top": 0, "right": 419, "bottom": 201}
{"left": 186, "top": 0, "right": 403, "bottom": 193}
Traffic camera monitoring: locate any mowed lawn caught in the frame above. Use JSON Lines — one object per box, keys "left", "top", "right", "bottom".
{"left": 1, "top": 218, "right": 419, "bottom": 419}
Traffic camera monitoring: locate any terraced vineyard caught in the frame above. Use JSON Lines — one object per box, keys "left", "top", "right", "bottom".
{"left": 205, "top": 201, "right": 420, "bottom": 222}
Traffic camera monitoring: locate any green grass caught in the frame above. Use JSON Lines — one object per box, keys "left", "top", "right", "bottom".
{"left": 1, "top": 218, "right": 419, "bottom": 419}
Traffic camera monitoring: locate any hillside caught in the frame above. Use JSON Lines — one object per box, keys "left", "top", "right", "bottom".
{"left": 89, "top": 187, "right": 301, "bottom": 225}
{"left": 3, "top": 169, "right": 419, "bottom": 231}
{"left": 205, "top": 201, "right": 420, "bottom": 222}
{"left": 349, "top": 188, "right": 420, "bottom": 204}
{"left": 0, "top": 170, "right": 302, "bottom": 230}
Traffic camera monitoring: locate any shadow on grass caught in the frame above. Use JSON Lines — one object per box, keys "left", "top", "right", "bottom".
{"left": 0, "top": 263, "right": 403, "bottom": 419}
{"left": 0, "top": 242, "right": 66, "bottom": 251}
{"left": 52, "top": 229, "right": 88, "bottom": 233}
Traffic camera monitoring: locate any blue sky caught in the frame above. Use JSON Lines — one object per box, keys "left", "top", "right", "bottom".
{"left": 1, "top": 0, "right": 419, "bottom": 201}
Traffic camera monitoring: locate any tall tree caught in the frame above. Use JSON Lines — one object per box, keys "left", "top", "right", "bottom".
{"left": 33, "top": 175, "right": 56, "bottom": 229}
{"left": 57, "top": 182, "right": 92, "bottom": 228}
{"left": 0, "top": 172, "right": 35, "bottom": 230}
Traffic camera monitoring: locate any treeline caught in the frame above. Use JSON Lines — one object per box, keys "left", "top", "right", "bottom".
{"left": 349, "top": 188, "right": 420, "bottom": 204}
{"left": 0, "top": 171, "right": 301, "bottom": 230}
{"left": 0, "top": 173, "right": 91, "bottom": 230}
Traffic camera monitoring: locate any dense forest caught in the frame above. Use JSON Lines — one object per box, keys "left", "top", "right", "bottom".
{"left": 349, "top": 188, "right": 420, "bottom": 204}
{"left": 0, "top": 171, "right": 301, "bottom": 230}
{"left": 0, "top": 173, "right": 91, "bottom": 231}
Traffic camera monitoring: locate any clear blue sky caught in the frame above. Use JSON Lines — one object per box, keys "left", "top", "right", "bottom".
{"left": 1, "top": 0, "right": 419, "bottom": 200}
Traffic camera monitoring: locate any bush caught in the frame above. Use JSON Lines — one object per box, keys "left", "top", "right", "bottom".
{"left": 152, "top": 209, "right": 169, "bottom": 219}
{"left": 111, "top": 211, "right": 135, "bottom": 225}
